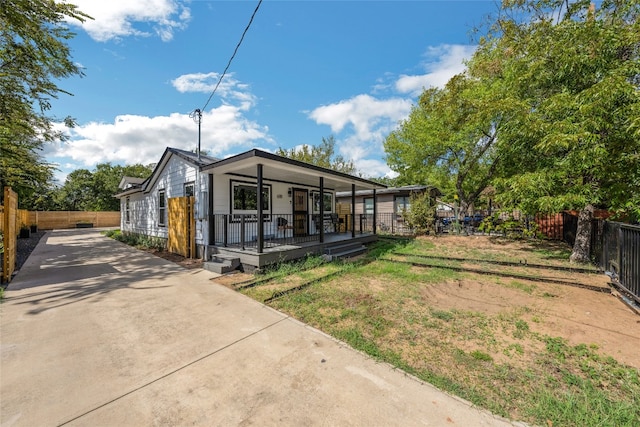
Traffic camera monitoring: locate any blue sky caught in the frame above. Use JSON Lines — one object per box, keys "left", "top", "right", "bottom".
{"left": 46, "top": 0, "right": 499, "bottom": 183}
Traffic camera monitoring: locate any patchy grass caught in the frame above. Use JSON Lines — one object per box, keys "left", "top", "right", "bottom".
{"left": 238, "top": 235, "right": 640, "bottom": 426}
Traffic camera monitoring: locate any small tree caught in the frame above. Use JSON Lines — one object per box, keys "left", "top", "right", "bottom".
{"left": 403, "top": 191, "right": 437, "bottom": 235}
{"left": 276, "top": 136, "right": 356, "bottom": 174}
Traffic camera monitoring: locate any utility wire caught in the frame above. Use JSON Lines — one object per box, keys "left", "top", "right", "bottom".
{"left": 200, "top": 0, "right": 263, "bottom": 112}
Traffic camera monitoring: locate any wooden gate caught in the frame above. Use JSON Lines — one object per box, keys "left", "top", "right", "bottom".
{"left": 2, "top": 187, "right": 18, "bottom": 283}
{"left": 167, "top": 196, "right": 195, "bottom": 258}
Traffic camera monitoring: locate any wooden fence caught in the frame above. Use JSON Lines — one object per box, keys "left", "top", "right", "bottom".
{"left": 27, "top": 211, "right": 121, "bottom": 230}
{"left": 1, "top": 209, "right": 120, "bottom": 232}
{"left": 2, "top": 187, "right": 19, "bottom": 283}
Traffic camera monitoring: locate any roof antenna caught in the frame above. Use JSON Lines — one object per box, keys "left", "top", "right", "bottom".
{"left": 190, "top": 108, "right": 202, "bottom": 161}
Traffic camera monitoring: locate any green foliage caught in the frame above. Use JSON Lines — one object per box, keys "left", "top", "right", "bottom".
{"left": 384, "top": 73, "right": 504, "bottom": 214}
{"left": 0, "top": 0, "right": 91, "bottom": 206}
{"left": 402, "top": 191, "right": 436, "bottom": 235}
{"left": 56, "top": 162, "right": 152, "bottom": 211}
{"left": 276, "top": 136, "right": 356, "bottom": 174}
{"left": 479, "top": 213, "right": 540, "bottom": 239}
{"left": 469, "top": 0, "right": 640, "bottom": 218}
{"left": 104, "top": 229, "right": 166, "bottom": 251}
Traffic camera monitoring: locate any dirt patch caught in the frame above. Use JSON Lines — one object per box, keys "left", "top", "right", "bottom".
{"left": 412, "top": 235, "right": 640, "bottom": 368}
{"left": 211, "top": 272, "right": 254, "bottom": 288}
{"left": 146, "top": 249, "right": 203, "bottom": 269}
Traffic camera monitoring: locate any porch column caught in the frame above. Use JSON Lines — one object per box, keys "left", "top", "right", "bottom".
{"left": 351, "top": 184, "right": 356, "bottom": 238}
{"left": 257, "top": 163, "right": 264, "bottom": 253}
{"left": 373, "top": 188, "right": 377, "bottom": 234}
{"left": 208, "top": 174, "right": 214, "bottom": 249}
{"left": 319, "top": 177, "right": 324, "bottom": 243}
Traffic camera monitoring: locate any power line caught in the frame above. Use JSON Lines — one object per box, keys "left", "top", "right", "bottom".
{"left": 200, "top": 0, "right": 263, "bottom": 112}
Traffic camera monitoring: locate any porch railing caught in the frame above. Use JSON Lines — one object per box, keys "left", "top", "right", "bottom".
{"left": 212, "top": 213, "right": 370, "bottom": 250}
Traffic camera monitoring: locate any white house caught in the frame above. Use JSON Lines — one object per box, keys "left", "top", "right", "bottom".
{"left": 116, "top": 147, "right": 386, "bottom": 271}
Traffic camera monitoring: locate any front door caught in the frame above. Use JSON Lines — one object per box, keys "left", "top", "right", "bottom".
{"left": 292, "top": 188, "right": 308, "bottom": 237}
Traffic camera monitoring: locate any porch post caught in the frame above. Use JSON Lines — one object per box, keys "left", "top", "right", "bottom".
{"left": 257, "top": 163, "right": 264, "bottom": 253}
{"left": 208, "top": 174, "right": 214, "bottom": 248}
{"left": 319, "top": 177, "right": 324, "bottom": 243}
{"left": 351, "top": 184, "right": 356, "bottom": 238}
{"left": 373, "top": 188, "right": 377, "bottom": 234}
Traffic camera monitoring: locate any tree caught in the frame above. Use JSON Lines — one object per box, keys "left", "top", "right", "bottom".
{"left": 403, "top": 191, "right": 437, "bottom": 235}
{"left": 384, "top": 74, "right": 505, "bottom": 216}
{"left": 56, "top": 169, "right": 94, "bottom": 211}
{"left": 469, "top": 0, "right": 640, "bottom": 262}
{"left": 56, "top": 163, "right": 152, "bottom": 211}
{"left": 276, "top": 136, "right": 356, "bottom": 174}
{"left": 0, "top": 0, "right": 90, "bottom": 205}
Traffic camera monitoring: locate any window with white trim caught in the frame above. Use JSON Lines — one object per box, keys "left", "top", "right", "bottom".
{"left": 311, "top": 191, "right": 334, "bottom": 214}
{"left": 231, "top": 181, "right": 271, "bottom": 221}
{"left": 364, "top": 197, "right": 374, "bottom": 215}
{"left": 125, "top": 197, "right": 130, "bottom": 223}
{"left": 395, "top": 195, "right": 411, "bottom": 214}
{"left": 158, "top": 190, "right": 166, "bottom": 227}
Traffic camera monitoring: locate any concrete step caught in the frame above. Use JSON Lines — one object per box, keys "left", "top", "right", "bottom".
{"left": 324, "top": 242, "right": 364, "bottom": 255}
{"left": 204, "top": 254, "right": 241, "bottom": 274}
{"left": 324, "top": 243, "right": 367, "bottom": 261}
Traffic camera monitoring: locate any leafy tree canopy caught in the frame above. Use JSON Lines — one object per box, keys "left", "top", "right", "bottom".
{"left": 470, "top": 0, "right": 640, "bottom": 218}
{"left": 276, "top": 136, "right": 356, "bottom": 175}
{"left": 0, "top": 0, "right": 90, "bottom": 205}
{"left": 384, "top": 73, "right": 505, "bottom": 214}
{"left": 57, "top": 163, "right": 153, "bottom": 211}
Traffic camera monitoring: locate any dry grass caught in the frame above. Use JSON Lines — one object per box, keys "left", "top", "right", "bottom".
{"left": 228, "top": 235, "right": 640, "bottom": 426}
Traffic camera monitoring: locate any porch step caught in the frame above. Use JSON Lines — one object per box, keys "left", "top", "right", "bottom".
{"left": 204, "top": 254, "right": 241, "bottom": 274}
{"left": 324, "top": 242, "right": 367, "bottom": 261}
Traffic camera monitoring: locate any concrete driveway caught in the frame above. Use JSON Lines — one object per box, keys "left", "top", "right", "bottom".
{"left": 1, "top": 229, "right": 520, "bottom": 427}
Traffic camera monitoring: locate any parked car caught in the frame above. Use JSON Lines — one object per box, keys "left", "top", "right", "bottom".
{"left": 463, "top": 214, "right": 484, "bottom": 226}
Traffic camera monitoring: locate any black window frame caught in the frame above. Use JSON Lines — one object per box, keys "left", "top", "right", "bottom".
{"left": 230, "top": 180, "right": 271, "bottom": 222}
{"left": 158, "top": 189, "right": 166, "bottom": 227}
{"left": 184, "top": 182, "right": 195, "bottom": 197}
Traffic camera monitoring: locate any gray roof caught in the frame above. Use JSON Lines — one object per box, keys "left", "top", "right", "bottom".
{"left": 168, "top": 147, "right": 219, "bottom": 167}
{"left": 336, "top": 185, "right": 439, "bottom": 198}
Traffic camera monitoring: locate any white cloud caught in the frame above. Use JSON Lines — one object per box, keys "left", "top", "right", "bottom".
{"left": 171, "top": 73, "right": 257, "bottom": 110}
{"left": 309, "top": 95, "right": 412, "bottom": 140}
{"left": 395, "top": 44, "right": 476, "bottom": 95}
{"left": 45, "top": 106, "right": 272, "bottom": 168}
{"left": 66, "top": 0, "right": 190, "bottom": 42}
{"left": 305, "top": 44, "right": 477, "bottom": 178}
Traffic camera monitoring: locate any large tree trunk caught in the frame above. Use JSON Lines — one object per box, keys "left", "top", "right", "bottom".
{"left": 569, "top": 204, "right": 594, "bottom": 264}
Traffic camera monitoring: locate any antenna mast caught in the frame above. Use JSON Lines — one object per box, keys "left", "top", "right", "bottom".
{"left": 189, "top": 109, "right": 202, "bottom": 161}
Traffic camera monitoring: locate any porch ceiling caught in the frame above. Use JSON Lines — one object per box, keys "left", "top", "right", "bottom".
{"left": 201, "top": 149, "right": 386, "bottom": 192}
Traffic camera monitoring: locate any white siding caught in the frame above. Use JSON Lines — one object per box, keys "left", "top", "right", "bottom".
{"left": 211, "top": 175, "right": 336, "bottom": 242}
{"left": 120, "top": 154, "right": 209, "bottom": 246}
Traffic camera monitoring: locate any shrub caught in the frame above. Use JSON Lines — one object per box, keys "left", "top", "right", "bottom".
{"left": 403, "top": 192, "right": 437, "bottom": 235}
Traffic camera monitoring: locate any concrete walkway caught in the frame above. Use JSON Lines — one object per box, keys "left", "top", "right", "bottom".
{"left": 1, "top": 229, "right": 521, "bottom": 427}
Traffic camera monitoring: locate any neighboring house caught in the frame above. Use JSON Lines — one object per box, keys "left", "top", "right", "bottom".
{"left": 335, "top": 185, "right": 441, "bottom": 233}
{"left": 436, "top": 200, "right": 455, "bottom": 219}
{"left": 115, "top": 147, "right": 386, "bottom": 271}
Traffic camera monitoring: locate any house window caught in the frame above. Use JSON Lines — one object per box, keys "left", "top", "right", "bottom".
{"left": 184, "top": 182, "right": 195, "bottom": 197}
{"left": 158, "top": 190, "right": 166, "bottom": 227}
{"left": 231, "top": 181, "right": 271, "bottom": 220}
{"left": 311, "top": 191, "right": 334, "bottom": 214}
{"left": 395, "top": 195, "right": 411, "bottom": 214}
{"left": 125, "top": 197, "right": 130, "bottom": 223}
{"left": 364, "top": 198, "right": 374, "bottom": 215}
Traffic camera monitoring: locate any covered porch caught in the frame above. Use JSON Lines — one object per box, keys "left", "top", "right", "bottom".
{"left": 201, "top": 149, "right": 386, "bottom": 269}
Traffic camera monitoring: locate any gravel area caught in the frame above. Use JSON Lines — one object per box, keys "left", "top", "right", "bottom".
{"left": 16, "top": 231, "right": 46, "bottom": 270}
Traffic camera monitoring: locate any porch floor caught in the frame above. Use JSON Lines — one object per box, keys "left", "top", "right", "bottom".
{"left": 209, "top": 232, "right": 377, "bottom": 268}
